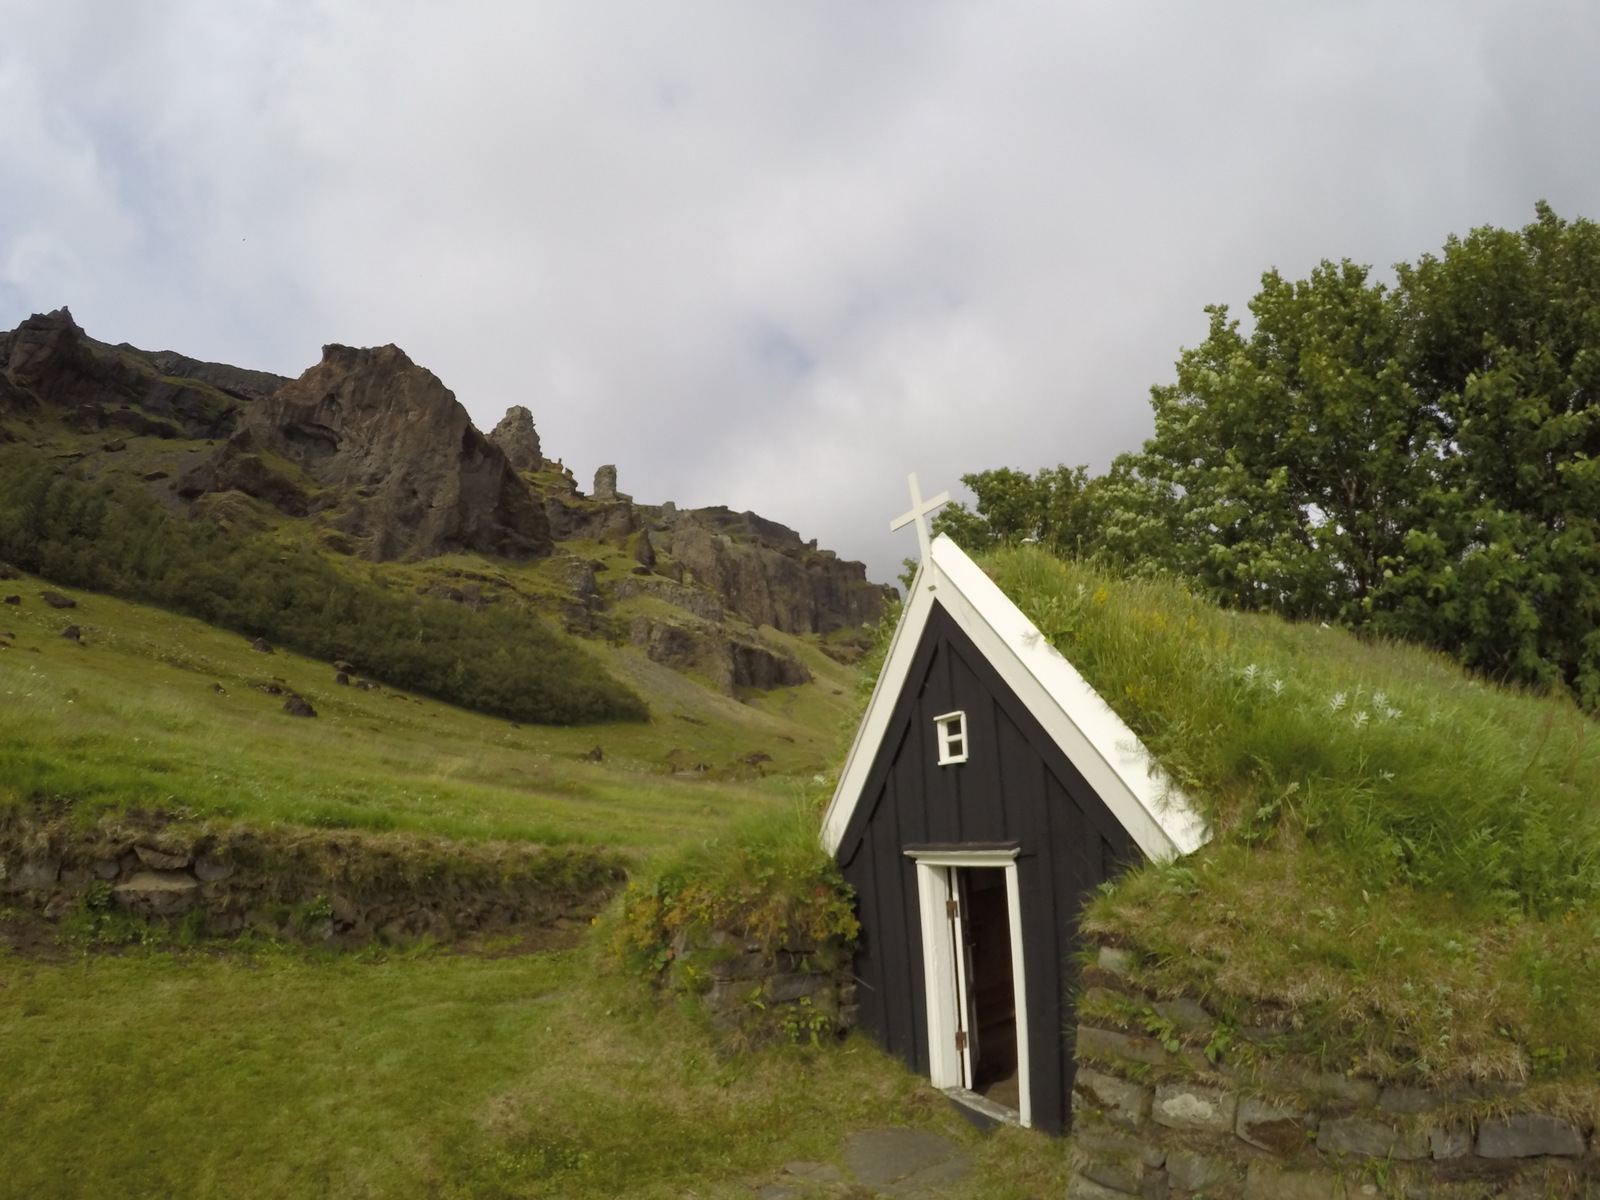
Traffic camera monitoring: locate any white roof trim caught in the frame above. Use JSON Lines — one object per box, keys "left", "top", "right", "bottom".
{"left": 822, "top": 535, "right": 1208, "bottom": 863}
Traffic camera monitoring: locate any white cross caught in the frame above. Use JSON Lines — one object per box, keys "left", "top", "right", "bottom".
{"left": 890, "top": 472, "right": 951, "bottom": 564}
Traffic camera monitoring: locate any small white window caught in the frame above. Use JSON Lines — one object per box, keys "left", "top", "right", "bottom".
{"left": 934, "top": 711, "right": 968, "bottom": 766}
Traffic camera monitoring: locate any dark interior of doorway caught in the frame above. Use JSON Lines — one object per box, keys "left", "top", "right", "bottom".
{"left": 962, "top": 868, "right": 1019, "bottom": 1112}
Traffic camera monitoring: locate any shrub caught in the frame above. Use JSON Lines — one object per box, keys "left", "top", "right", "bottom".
{"left": 0, "top": 452, "right": 647, "bottom": 725}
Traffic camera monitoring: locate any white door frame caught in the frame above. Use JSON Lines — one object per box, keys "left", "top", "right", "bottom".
{"left": 904, "top": 846, "right": 1031, "bottom": 1128}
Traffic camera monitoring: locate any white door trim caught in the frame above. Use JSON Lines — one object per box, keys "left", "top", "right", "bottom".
{"left": 905, "top": 847, "right": 1031, "bottom": 1128}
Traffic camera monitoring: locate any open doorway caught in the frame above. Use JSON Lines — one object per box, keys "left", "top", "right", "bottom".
{"left": 907, "top": 847, "right": 1031, "bottom": 1127}
{"left": 960, "top": 868, "right": 1020, "bottom": 1111}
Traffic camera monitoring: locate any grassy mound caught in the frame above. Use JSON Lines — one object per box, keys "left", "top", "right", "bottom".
{"left": 610, "top": 798, "right": 859, "bottom": 975}
{"left": 0, "top": 573, "right": 820, "bottom": 847}
{"left": 0, "top": 450, "right": 646, "bottom": 725}
{"left": 984, "top": 546, "right": 1600, "bottom": 1087}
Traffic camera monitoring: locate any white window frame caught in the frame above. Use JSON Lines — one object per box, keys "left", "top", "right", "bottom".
{"left": 904, "top": 846, "right": 1030, "bottom": 1128}
{"left": 933, "top": 710, "right": 968, "bottom": 766}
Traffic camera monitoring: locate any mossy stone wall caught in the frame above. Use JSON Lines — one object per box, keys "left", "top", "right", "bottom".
{"left": 1070, "top": 943, "right": 1599, "bottom": 1200}
{"left": 0, "top": 807, "right": 627, "bottom": 947}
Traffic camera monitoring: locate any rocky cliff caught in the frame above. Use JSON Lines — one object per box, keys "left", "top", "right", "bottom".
{"left": 178, "top": 343, "right": 552, "bottom": 562}
{"left": 0, "top": 308, "right": 892, "bottom": 692}
{"left": 0, "top": 307, "right": 262, "bottom": 439}
{"left": 654, "top": 505, "right": 887, "bottom": 636}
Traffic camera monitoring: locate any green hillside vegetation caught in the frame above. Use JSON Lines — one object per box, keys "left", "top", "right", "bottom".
{"left": 0, "top": 565, "right": 1083, "bottom": 1198}
{"left": 984, "top": 545, "right": 1600, "bottom": 1093}
{"left": 940, "top": 204, "right": 1600, "bottom": 707}
{"left": 0, "top": 445, "right": 647, "bottom": 726}
{"left": 0, "top": 567, "right": 853, "bottom": 845}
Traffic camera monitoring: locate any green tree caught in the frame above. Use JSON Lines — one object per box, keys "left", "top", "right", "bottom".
{"left": 1112, "top": 202, "right": 1600, "bottom": 700}
{"left": 933, "top": 464, "right": 1102, "bottom": 558}
{"left": 946, "top": 203, "right": 1600, "bottom": 702}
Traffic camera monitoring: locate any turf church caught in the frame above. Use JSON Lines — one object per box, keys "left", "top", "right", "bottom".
{"left": 821, "top": 476, "right": 1208, "bottom": 1133}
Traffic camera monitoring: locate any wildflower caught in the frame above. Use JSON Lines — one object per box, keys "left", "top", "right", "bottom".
{"left": 1352, "top": 710, "right": 1369, "bottom": 730}
{"left": 1329, "top": 691, "right": 1348, "bottom": 713}
{"left": 1269, "top": 678, "right": 1285, "bottom": 697}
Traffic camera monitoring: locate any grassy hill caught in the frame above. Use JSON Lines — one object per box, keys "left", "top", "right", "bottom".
{"left": 984, "top": 546, "right": 1600, "bottom": 1096}
{"left": 0, "top": 565, "right": 855, "bottom": 847}
{"left": 20, "top": 532, "right": 1599, "bottom": 1194}
{"left": 0, "top": 567, "right": 1085, "bottom": 1198}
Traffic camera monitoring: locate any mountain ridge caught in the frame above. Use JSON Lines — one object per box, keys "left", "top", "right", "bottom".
{"left": 0, "top": 306, "right": 892, "bottom": 708}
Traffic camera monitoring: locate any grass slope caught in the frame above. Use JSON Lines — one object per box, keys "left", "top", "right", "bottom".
{"left": 0, "top": 567, "right": 854, "bottom": 848}
{"left": 0, "top": 576, "right": 1077, "bottom": 1199}
{"left": 984, "top": 546, "right": 1600, "bottom": 1094}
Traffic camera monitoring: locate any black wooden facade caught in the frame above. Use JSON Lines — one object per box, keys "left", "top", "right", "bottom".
{"left": 832, "top": 601, "right": 1137, "bottom": 1134}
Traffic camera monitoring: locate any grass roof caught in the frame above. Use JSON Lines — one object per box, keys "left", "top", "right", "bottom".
{"left": 982, "top": 546, "right": 1600, "bottom": 1094}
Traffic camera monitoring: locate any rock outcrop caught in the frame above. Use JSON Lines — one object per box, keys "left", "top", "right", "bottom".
{"left": 0, "top": 307, "right": 256, "bottom": 438}
{"left": 537, "top": 463, "right": 641, "bottom": 544}
{"left": 488, "top": 405, "right": 542, "bottom": 471}
{"left": 628, "top": 614, "right": 811, "bottom": 694}
{"left": 179, "top": 344, "right": 552, "bottom": 562}
{"left": 0, "top": 308, "right": 892, "bottom": 690}
{"left": 654, "top": 506, "right": 889, "bottom": 635}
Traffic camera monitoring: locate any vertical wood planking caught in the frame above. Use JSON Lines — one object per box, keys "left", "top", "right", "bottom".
{"left": 837, "top": 600, "right": 1148, "bottom": 1135}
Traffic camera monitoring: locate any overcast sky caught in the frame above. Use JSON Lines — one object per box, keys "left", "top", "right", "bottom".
{"left": 3, "top": 2, "right": 1598, "bottom": 583}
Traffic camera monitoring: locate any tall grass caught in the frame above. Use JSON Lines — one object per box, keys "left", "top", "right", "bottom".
{"left": 985, "top": 547, "right": 1600, "bottom": 1084}
{"left": 988, "top": 546, "right": 1600, "bottom": 915}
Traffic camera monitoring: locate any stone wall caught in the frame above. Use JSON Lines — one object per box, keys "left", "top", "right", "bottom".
{"left": 666, "top": 924, "right": 858, "bottom": 1043}
{"left": 0, "top": 807, "right": 628, "bottom": 949}
{"left": 1069, "top": 943, "right": 1599, "bottom": 1200}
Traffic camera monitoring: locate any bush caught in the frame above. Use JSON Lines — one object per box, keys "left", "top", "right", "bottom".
{"left": 0, "top": 452, "right": 647, "bottom": 725}
{"left": 608, "top": 798, "right": 858, "bottom": 977}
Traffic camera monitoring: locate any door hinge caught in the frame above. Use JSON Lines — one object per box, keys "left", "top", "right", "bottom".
{"left": 955, "top": 1030, "right": 968, "bottom": 1053}
{"left": 946, "top": 898, "right": 959, "bottom": 920}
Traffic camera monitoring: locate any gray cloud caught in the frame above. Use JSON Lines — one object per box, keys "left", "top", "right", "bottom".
{"left": 3, "top": 1, "right": 1597, "bottom": 583}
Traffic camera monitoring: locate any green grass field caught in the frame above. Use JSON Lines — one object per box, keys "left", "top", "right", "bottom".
{"left": 0, "top": 942, "right": 1078, "bottom": 1200}
{"left": 0, "top": 567, "right": 856, "bottom": 849}
{"left": 0, "top": 568, "right": 1085, "bottom": 1198}
{"left": 23, "top": 538, "right": 1600, "bottom": 1194}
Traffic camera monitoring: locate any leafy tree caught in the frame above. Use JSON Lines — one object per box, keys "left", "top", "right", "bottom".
{"left": 932, "top": 464, "right": 1103, "bottom": 558}
{"left": 944, "top": 204, "right": 1600, "bottom": 703}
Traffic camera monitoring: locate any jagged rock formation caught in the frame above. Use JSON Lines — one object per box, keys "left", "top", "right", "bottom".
{"left": 488, "top": 405, "right": 542, "bottom": 471}
{"left": 652, "top": 506, "right": 887, "bottom": 635}
{"left": 537, "top": 463, "right": 641, "bottom": 543}
{"left": 518, "top": 455, "right": 890, "bottom": 637}
{"left": 0, "top": 308, "right": 891, "bottom": 697}
{"left": 628, "top": 615, "right": 811, "bottom": 694}
{"left": 0, "top": 307, "right": 261, "bottom": 439}
{"left": 178, "top": 344, "right": 551, "bottom": 562}
{"left": 593, "top": 464, "right": 630, "bottom": 502}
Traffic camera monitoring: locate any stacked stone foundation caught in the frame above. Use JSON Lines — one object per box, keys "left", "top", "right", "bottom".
{"left": 667, "top": 925, "right": 858, "bottom": 1042}
{"left": 1070, "top": 944, "right": 1599, "bottom": 1200}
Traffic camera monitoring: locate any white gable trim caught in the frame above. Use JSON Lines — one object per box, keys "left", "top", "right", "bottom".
{"left": 822, "top": 536, "right": 1208, "bottom": 862}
